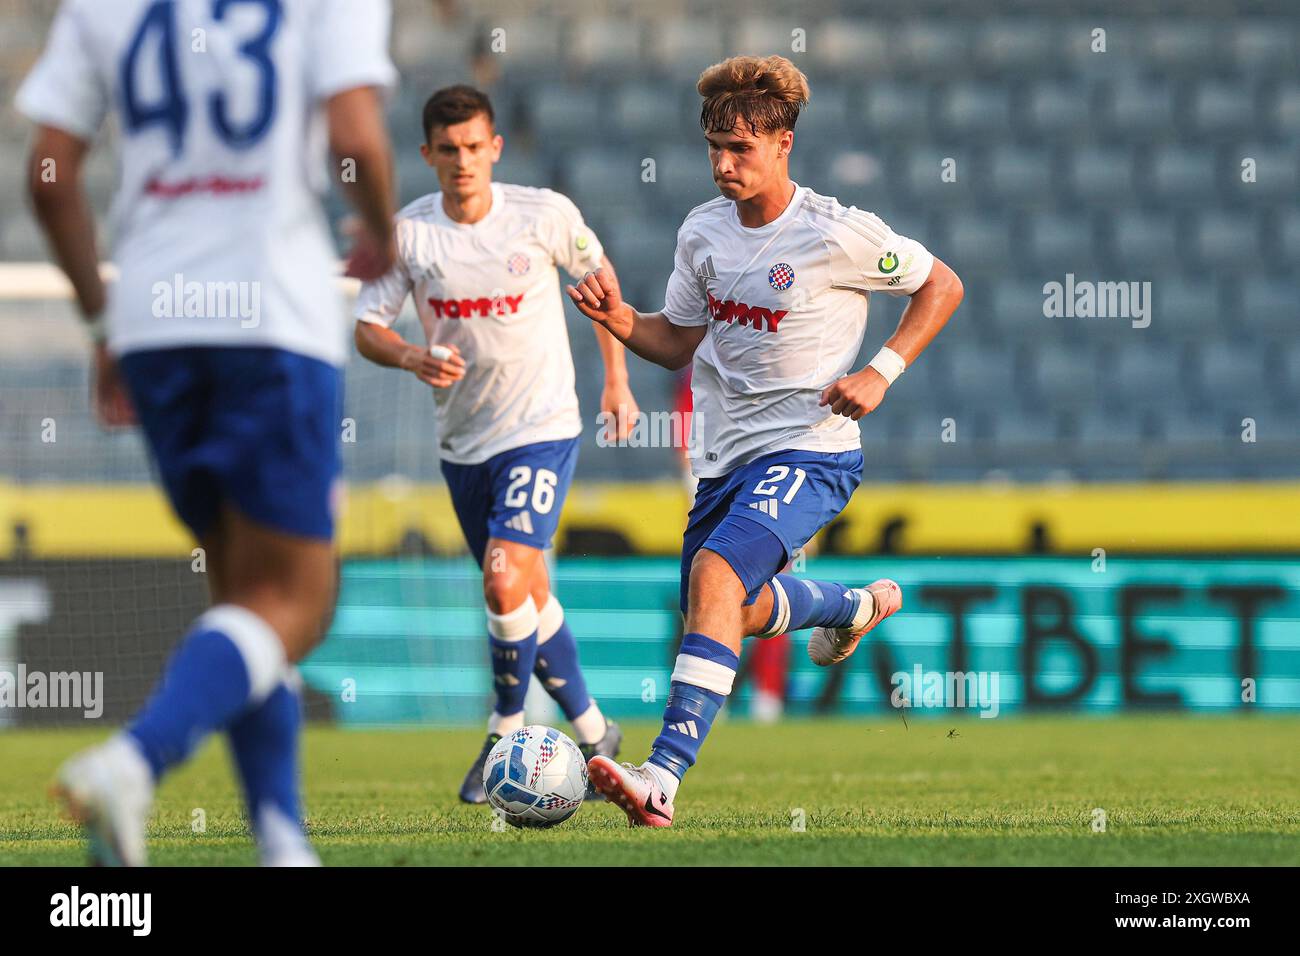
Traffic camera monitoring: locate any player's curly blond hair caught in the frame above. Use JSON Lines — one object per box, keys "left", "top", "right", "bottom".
{"left": 697, "top": 55, "right": 810, "bottom": 135}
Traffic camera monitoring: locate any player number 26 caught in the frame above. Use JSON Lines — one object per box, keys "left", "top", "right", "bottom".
{"left": 753, "top": 466, "right": 807, "bottom": 503}
{"left": 504, "top": 467, "right": 558, "bottom": 514}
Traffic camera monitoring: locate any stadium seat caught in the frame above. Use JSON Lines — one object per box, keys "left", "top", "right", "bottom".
{"left": 491, "top": 152, "right": 551, "bottom": 190}
{"left": 1069, "top": 147, "right": 1136, "bottom": 203}
{"left": 973, "top": 20, "right": 1057, "bottom": 71}
{"left": 1152, "top": 277, "right": 1224, "bottom": 341}
{"left": 937, "top": 214, "right": 1012, "bottom": 273}
{"left": 1150, "top": 147, "right": 1218, "bottom": 201}
{"left": 563, "top": 149, "right": 650, "bottom": 220}
{"left": 904, "top": 150, "right": 973, "bottom": 205}
{"left": 1028, "top": 345, "right": 1099, "bottom": 407}
{"left": 1191, "top": 81, "right": 1257, "bottom": 136}
{"left": 1146, "top": 20, "right": 1219, "bottom": 72}
{"left": 1241, "top": 279, "right": 1299, "bottom": 335}
{"left": 651, "top": 144, "right": 718, "bottom": 213}
{"left": 645, "top": 19, "right": 726, "bottom": 77}
{"left": 1194, "top": 341, "right": 1266, "bottom": 401}
{"left": 1026, "top": 214, "right": 1097, "bottom": 270}
{"left": 1272, "top": 82, "right": 1300, "bottom": 135}
{"left": 894, "top": 22, "right": 970, "bottom": 72}
{"left": 1193, "top": 210, "right": 1262, "bottom": 269}
{"left": 611, "top": 83, "right": 689, "bottom": 140}
{"left": 1025, "top": 82, "right": 1093, "bottom": 137}
{"left": 1229, "top": 146, "right": 1300, "bottom": 201}
{"left": 493, "top": 18, "right": 563, "bottom": 72}
{"left": 817, "top": 19, "right": 893, "bottom": 73}
{"left": 569, "top": 19, "right": 644, "bottom": 75}
{"left": 1105, "top": 79, "right": 1176, "bottom": 137}
{"left": 1279, "top": 210, "right": 1300, "bottom": 265}
{"left": 528, "top": 85, "right": 605, "bottom": 141}
{"left": 858, "top": 80, "right": 932, "bottom": 137}
{"left": 1108, "top": 344, "right": 1186, "bottom": 403}
{"left": 1111, "top": 211, "right": 1179, "bottom": 268}
{"left": 945, "top": 343, "right": 1020, "bottom": 405}
{"left": 1230, "top": 21, "right": 1296, "bottom": 74}
{"left": 988, "top": 279, "right": 1049, "bottom": 337}
{"left": 794, "top": 83, "right": 851, "bottom": 141}
{"left": 986, "top": 146, "right": 1054, "bottom": 204}
{"left": 937, "top": 82, "right": 1012, "bottom": 136}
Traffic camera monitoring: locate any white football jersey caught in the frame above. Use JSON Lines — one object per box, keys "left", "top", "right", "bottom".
{"left": 354, "top": 183, "right": 605, "bottom": 465}
{"left": 16, "top": 0, "right": 397, "bottom": 366}
{"left": 663, "top": 185, "right": 935, "bottom": 478}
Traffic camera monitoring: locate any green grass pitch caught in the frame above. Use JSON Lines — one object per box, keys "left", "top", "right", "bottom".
{"left": 3, "top": 715, "right": 1298, "bottom": 866}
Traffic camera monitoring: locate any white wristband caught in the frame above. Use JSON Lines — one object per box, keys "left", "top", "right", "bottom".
{"left": 867, "top": 346, "right": 906, "bottom": 385}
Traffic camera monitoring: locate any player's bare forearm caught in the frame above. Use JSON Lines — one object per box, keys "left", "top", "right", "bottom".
{"left": 354, "top": 320, "right": 465, "bottom": 388}
{"left": 27, "top": 126, "right": 105, "bottom": 321}
{"left": 880, "top": 257, "right": 964, "bottom": 365}
{"left": 620, "top": 311, "right": 706, "bottom": 371}
{"left": 591, "top": 258, "right": 631, "bottom": 385}
{"left": 821, "top": 257, "right": 964, "bottom": 420}
{"left": 328, "top": 86, "right": 395, "bottom": 241}
{"left": 566, "top": 269, "right": 705, "bottom": 371}
{"left": 354, "top": 320, "right": 416, "bottom": 369}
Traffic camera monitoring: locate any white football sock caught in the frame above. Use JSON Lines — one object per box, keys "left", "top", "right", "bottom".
{"left": 644, "top": 761, "right": 681, "bottom": 802}
{"left": 487, "top": 710, "right": 525, "bottom": 737}
{"left": 570, "top": 701, "right": 607, "bottom": 745}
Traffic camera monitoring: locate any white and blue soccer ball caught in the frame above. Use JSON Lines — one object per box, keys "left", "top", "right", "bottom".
{"left": 483, "top": 725, "right": 587, "bottom": 828}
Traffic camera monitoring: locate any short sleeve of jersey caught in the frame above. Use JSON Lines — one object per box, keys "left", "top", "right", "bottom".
{"left": 354, "top": 234, "right": 412, "bottom": 327}
{"left": 307, "top": 0, "right": 399, "bottom": 100}
{"left": 824, "top": 207, "right": 935, "bottom": 297}
{"left": 541, "top": 192, "right": 605, "bottom": 280}
{"left": 14, "top": 0, "right": 108, "bottom": 141}
{"left": 661, "top": 228, "right": 709, "bottom": 327}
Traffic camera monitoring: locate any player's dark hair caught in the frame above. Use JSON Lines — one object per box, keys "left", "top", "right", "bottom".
{"left": 698, "top": 55, "right": 809, "bottom": 136}
{"left": 422, "top": 85, "right": 495, "bottom": 141}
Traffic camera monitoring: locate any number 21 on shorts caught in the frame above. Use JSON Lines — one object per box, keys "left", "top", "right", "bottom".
{"left": 504, "top": 466, "right": 558, "bottom": 514}
{"left": 753, "top": 465, "right": 806, "bottom": 504}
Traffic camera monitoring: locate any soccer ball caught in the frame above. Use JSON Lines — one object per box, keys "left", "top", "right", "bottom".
{"left": 482, "top": 725, "right": 588, "bottom": 828}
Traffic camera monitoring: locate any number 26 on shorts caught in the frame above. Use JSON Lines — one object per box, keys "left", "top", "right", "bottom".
{"left": 503, "top": 466, "right": 558, "bottom": 514}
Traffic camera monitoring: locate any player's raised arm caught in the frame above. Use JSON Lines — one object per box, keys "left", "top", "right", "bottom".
{"left": 820, "top": 255, "right": 964, "bottom": 420}
{"left": 567, "top": 272, "right": 706, "bottom": 371}
{"left": 329, "top": 87, "right": 397, "bottom": 279}
{"left": 588, "top": 256, "right": 640, "bottom": 440}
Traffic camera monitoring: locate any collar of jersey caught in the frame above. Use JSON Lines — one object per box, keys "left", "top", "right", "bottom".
{"left": 434, "top": 182, "right": 504, "bottom": 231}
{"left": 727, "top": 181, "right": 805, "bottom": 235}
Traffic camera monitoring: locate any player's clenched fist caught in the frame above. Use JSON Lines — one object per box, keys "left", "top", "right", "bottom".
{"left": 565, "top": 269, "right": 634, "bottom": 339}
{"left": 401, "top": 342, "right": 467, "bottom": 388}
{"left": 819, "top": 366, "right": 890, "bottom": 421}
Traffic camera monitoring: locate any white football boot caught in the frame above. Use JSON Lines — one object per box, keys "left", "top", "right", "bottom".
{"left": 586, "top": 756, "right": 675, "bottom": 828}
{"left": 53, "top": 735, "right": 154, "bottom": 867}
{"left": 807, "top": 579, "right": 903, "bottom": 666}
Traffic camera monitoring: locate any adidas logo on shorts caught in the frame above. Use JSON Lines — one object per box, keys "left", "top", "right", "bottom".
{"left": 748, "top": 499, "right": 779, "bottom": 518}
{"left": 503, "top": 512, "right": 534, "bottom": 534}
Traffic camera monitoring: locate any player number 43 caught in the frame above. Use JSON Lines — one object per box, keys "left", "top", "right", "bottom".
{"left": 753, "top": 465, "right": 806, "bottom": 503}
{"left": 504, "top": 466, "right": 558, "bottom": 514}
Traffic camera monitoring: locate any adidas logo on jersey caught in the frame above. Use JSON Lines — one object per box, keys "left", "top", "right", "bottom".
{"left": 705, "top": 292, "right": 787, "bottom": 333}
{"left": 695, "top": 255, "right": 717, "bottom": 280}
{"left": 749, "top": 498, "right": 779, "bottom": 518}
{"left": 668, "top": 720, "right": 699, "bottom": 739}
{"left": 503, "top": 512, "right": 534, "bottom": 534}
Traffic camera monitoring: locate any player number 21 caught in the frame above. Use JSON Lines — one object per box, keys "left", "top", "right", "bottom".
{"left": 753, "top": 466, "right": 806, "bottom": 503}
{"left": 504, "top": 467, "right": 558, "bottom": 514}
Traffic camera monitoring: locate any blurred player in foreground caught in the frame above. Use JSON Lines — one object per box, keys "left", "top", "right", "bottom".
{"left": 568, "top": 56, "right": 965, "bottom": 826}
{"left": 353, "top": 86, "right": 635, "bottom": 802}
{"left": 20, "top": 0, "right": 398, "bottom": 864}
